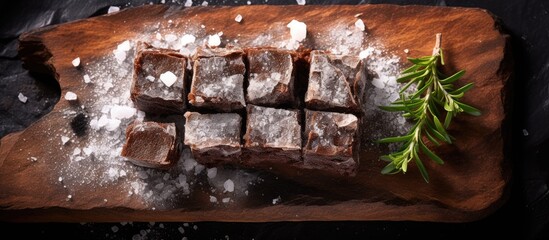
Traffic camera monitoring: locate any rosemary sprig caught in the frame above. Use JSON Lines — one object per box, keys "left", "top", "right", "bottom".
{"left": 379, "top": 33, "right": 481, "bottom": 183}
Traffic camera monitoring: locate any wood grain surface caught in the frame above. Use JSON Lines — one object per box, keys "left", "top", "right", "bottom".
{"left": 0, "top": 4, "right": 512, "bottom": 222}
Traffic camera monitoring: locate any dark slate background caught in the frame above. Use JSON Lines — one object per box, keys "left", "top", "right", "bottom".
{"left": 1, "top": 0, "right": 548, "bottom": 239}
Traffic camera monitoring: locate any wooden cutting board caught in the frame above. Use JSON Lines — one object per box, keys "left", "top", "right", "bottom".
{"left": 0, "top": 4, "right": 511, "bottom": 222}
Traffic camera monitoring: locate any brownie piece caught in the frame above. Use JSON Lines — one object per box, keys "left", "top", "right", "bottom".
{"left": 131, "top": 42, "right": 187, "bottom": 114}
{"left": 243, "top": 105, "right": 301, "bottom": 166}
{"left": 184, "top": 112, "right": 242, "bottom": 165}
{"left": 305, "top": 50, "right": 366, "bottom": 113}
{"left": 121, "top": 121, "right": 179, "bottom": 169}
{"left": 188, "top": 48, "right": 246, "bottom": 112}
{"left": 303, "top": 109, "right": 359, "bottom": 176}
{"left": 246, "top": 48, "right": 296, "bottom": 107}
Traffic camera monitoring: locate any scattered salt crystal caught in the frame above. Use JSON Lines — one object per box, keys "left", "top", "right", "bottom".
{"left": 355, "top": 19, "right": 365, "bottom": 31}
{"left": 72, "top": 57, "right": 80, "bottom": 67}
{"left": 155, "top": 183, "right": 165, "bottom": 189}
{"left": 207, "top": 34, "right": 221, "bottom": 47}
{"left": 223, "top": 179, "right": 235, "bottom": 192}
{"left": 114, "top": 50, "right": 127, "bottom": 64}
{"left": 118, "top": 40, "right": 131, "bottom": 51}
{"left": 194, "top": 164, "right": 205, "bottom": 175}
{"left": 73, "top": 147, "right": 81, "bottom": 155}
{"left": 193, "top": 225, "right": 198, "bottom": 230}
{"left": 104, "top": 198, "right": 108, "bottom": 202}
{"left": 178, "top": 227, "right": 185, "bottom": 234}
{"left": 156, "top": 32, "right": 162, "bottom": 40}
{"left": 359, "top": 48, "right": 373, "bottom": 59}
{"left": 64, "top": 91, "right": 78, "bottom": 101}
{"left": 183, "top": 223, "right": 189, "bottom": 227}
{"left": 222, "top": 197, "right": 230, "bottom": 203}
{"left": 108, "top": 6, "right": 120, "bottom": 14}
{"left": 110, "top": 105, "right": 136, "bottom": 119}
{"left": 404, "top": 48, "right": 410, "bottom": 54}
{"left": 246, "top": 1, "right": 251, "bottom": 4}
{"left": 145, "top": 75, "right": 155, "bottom": 82}
{"left": 121, "top": 222, "right": 128, "bottom": 226}
{"left": 180, "top": 34, "right": 196, "bottom": 46}
{"left": 245, "top": 190, "right": 249, "bottom": 196}
{"left": 296, "top": 0, "right": 306, "bottom": 5}
{"left": 159, "top": 224, "right": 164, "bottom": 228}
{"left": 184, "top": 0, "right": 192, "bottom": 7}
{"left": 160, "top": 71, "right": 178, "bottom": 87}
{"left": 18, "top": 93, "right": 28, "bottom": 103}
{"left": 272, "top": 196, "right": 281, "bottom": 205}
{"left": 201, "top": 24, "right": 205, "bottom": 28}
{"left": 523, "top": 129, "right": 529, "bottom": 136}
{"left": 371, "top": 78, "right": 385, "bottom": 89}
{"left": 61, "top": 136, "right": 70, "bottom": 145}
{"left": 111, "top": 226, "right": 119, "bottom": 233}
{"left": 209, "top": 195, "right": 217, "bottom": 203}
{"left": 107, "top": 168, "right": 119, "bottom": 179}
{"left": 201, "top": 1, "right": 208, "bottom": 6}
{"left": 235, "top": 14, "right": 243, "bottom": 23}
{"left": 164, "top": 34, "right": 178, "bottom": 42}
{"left": 105, "top": 118, "right": 121, "bottom": 131}
{"left": 67, "top": 194, "right": 72, "bottom": 200}
{"left": 58, "top": 177, "right": 63, "bottom": 182}
{"left": 83, "top": 147, "right": 93, "bottom": 156}
{"left": 97, "top": 115, "right": 109, "bottom": 128}
{"left": 207, "top": 168, "right": 217, "bottom": 179}
{"left": 183, "top": 157, "right": 197, "bottom": 172}
{"left": 136, "top": 110, "right": 146, "bottom": 121}
{"left": 119, "top": 170, "right": 127, "bottom": 177}
{"left": 30, "top": 157, "right": 37, "bottom": 162}
{"left": 83, "top": 74, "right": 91, "bottom": 83}
{"left": 287, "top": 20, "right": 307, "bottom": 42}
{"left": 217, "top": 31, "right": 224, "bottom": 36}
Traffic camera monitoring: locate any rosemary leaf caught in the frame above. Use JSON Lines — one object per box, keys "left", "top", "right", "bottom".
{"left": 378, "top": 33, "right": 481, "bottom": 182}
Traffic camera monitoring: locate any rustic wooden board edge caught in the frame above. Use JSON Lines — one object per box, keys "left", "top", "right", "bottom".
{"left": 0, "top": 4, "right": 513, "bottom": 222}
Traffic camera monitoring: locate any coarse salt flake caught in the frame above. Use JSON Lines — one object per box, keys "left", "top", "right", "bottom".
{"left": 184, "top": 0, "right": 192, "bottom": 7}
{"left": 404, "top": 49, "right": 410, "bottom": 54}
{"left": 164, "top": 34, "right": 178, "bottom": 42}
{"left": 207, "top": 168, "right": 217, "bottom": 179}
{"left": 146, "top": 75, "right": 155, "bottom": 82}
{"left": 117, "top": 40, "right": 131, "bottom": 52}
{"left": 83, "top": 74, "right": 91, "bottom": 83}
{"left": 64, "top": 91, "right": 78, "bottom": 101}
{"left": 61, "top": 136, "right": 70, "bottom": 145}
{"left": 209, "top": 196, "right": 217, "bottom": 203}
{"left": 110, "top": 105, "right": 136, "bottom": 119}
{"left": 160, "top": 71, "right": 178, "bottom": 87}
{"left": 207, "top": 34, "right": 221, "bottom": 47}
{"left": 108, "top": 6, "right": 120, "bottom": 14}
{"left": 72, "top": 57, "right": 80, "bottom": 67}
{"left": 180, "top": 34, "right": 196, "bottom": 46}
{"left": 355, "top": 19, "right": 365, "bottom": 31}
{"left": 223, "top": 179, "right": 235, "bottom": 192}
{"left": 296, "top": 0, "right": 306, "bottom": 5}
{"left": 235, "top": 14, "right": 243, "bottom": 23}
{"left": 18, "top": 93, "right": 28, "bottom": 103}
{"left": 287, "top": 20, "right": 307, "bottom": 42}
